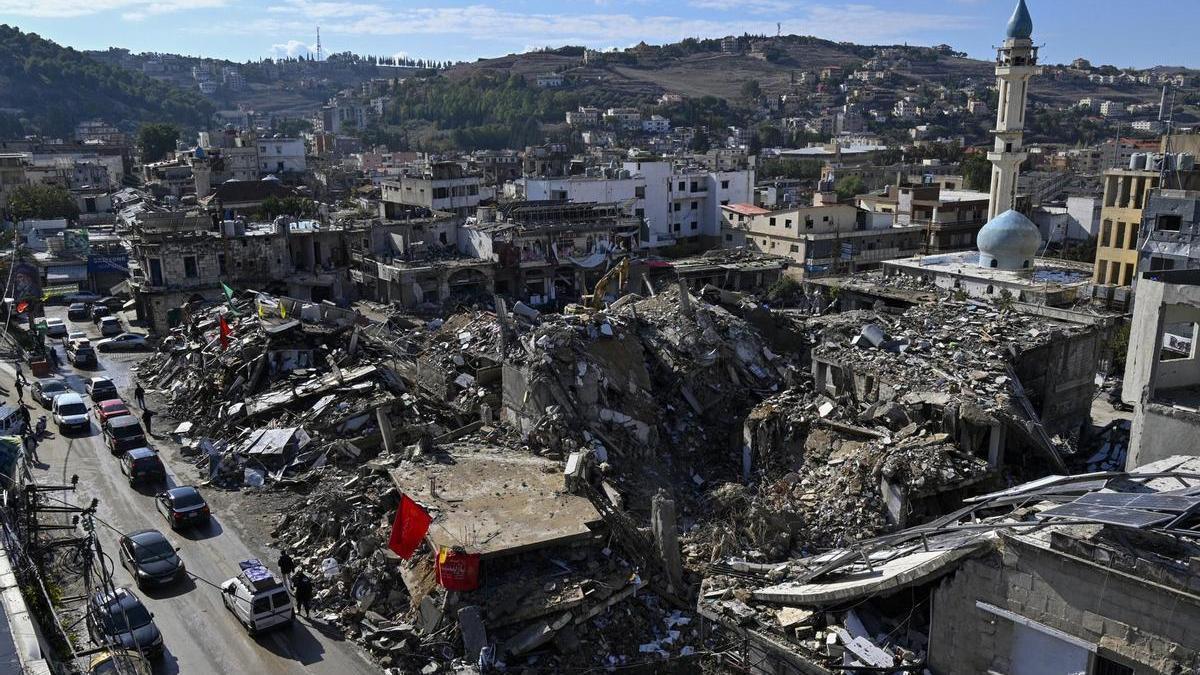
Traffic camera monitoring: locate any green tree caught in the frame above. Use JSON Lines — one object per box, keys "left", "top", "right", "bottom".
{"left": 138, "top": 123, "right": 180, "bottom": 163}
{"left": 962, "top": 153, "right": 993, "bottom": 192}
{"left": 834, "top": 175, "right": 866, "bottom": 201}
{"left": 740, "top": 79, "right": 762, "bottom": 101}
{"left": 8, "top": 184, "right": 78, "bottom": 221}
{"left": 691, "top": 130, "right": 712, "bottom": 153}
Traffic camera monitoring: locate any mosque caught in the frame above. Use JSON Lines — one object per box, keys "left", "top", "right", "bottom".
{"left": 880, "top": 0, "right": 1095, "bottom": 307}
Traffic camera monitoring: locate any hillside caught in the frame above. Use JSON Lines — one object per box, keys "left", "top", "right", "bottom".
{"left": 0, "top": 24, "right": 213, "bottom": 137}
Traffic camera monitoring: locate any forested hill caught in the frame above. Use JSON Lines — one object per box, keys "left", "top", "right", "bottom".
{"left": 0, "top": 25, "right": 213, "bottom": 137}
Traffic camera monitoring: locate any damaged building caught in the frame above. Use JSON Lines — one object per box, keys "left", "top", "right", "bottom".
{"left": 700, "top": 457, "right": 1200, "bottom": 675}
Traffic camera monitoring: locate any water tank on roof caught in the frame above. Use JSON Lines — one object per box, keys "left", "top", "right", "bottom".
{"left": 618, "top": 169, "right": 631, "bottom": 179}
{"left": 1129, "top": 153, "right": 1145, "bottom": 170}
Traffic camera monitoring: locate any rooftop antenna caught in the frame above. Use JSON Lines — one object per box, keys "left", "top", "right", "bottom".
{"left": 777, "top": 22, "right": 781, "bottom": 38}
{"left": 316, "top": 26, "right": 323, "bottom": 62}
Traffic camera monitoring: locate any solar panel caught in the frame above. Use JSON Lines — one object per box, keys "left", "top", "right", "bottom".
{"left": 1074, "top": 492, "right": 1200, "bottom": 513}
{"left": 1037, "top": 502, "right": 1174, "bottom": 528}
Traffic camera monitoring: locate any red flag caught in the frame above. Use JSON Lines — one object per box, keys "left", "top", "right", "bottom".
{"left": 388, "top": 494, "right": 432, "bottom": 559}
{"left": 218, "top": 315, "right": 232, "bottom": 351}
{"left": 15, "top": 301, "right": 27, "bottom": 313}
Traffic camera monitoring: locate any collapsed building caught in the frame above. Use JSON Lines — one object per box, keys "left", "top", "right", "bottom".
{"left": 699, "top": 456, "right": 1200, "bottom": 674}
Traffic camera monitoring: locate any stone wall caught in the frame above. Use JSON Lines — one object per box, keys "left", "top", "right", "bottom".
{"left": 928, "top": 533, "right": 1200, "bottom": 674}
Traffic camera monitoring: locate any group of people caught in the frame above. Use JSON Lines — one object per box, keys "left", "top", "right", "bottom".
{"left": 277, "top": 551, "right": 314, "bottom": 618}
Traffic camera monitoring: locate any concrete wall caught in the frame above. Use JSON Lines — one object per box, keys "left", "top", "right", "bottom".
{"left": 929, "top": 535, "right": 1200, "bottom": 674}
{"left": 1129, "top": 402, "right": 1200, "bottom": 468}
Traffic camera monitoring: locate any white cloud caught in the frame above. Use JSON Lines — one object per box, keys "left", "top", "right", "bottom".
{"left": 270, "top": 39, "right": 315, "bottom": 58}
{"left": 0, "top": 0, "right": 224, "bottom": 19}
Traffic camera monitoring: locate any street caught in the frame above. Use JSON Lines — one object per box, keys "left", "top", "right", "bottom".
{"left": 10, "top": 307, "right": 378, "bottom": 675}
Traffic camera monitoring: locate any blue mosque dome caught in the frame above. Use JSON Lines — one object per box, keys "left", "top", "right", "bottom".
{"left": 977, "top": 210, "right": 1042, "bottom": 271}
{"left": 1006, "top": 0, "right": 1033, "bottom": 40}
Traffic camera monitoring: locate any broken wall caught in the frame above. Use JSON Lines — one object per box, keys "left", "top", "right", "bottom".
{"left": 928, "top": 534, "right": 1200, "bottom": 675}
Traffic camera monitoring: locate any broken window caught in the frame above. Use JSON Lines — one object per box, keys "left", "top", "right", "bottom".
{"left": 1161, "top": 322, "right": 1198, "bottom": 361}
{"left": 1157, "top": 214, "right": 1182, "bottom": 232}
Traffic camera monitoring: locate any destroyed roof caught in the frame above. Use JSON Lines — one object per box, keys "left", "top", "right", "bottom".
{"left": 389, "top": 444, "right": 602, "bottom": 559}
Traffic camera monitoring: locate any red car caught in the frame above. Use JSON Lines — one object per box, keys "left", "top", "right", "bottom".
{"left": 96, "top": 399, "right": 131, "bottom": 426}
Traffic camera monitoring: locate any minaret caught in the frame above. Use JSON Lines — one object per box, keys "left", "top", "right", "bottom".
{"left": 987, "top": 0, "right": 1040, "bottom": 221}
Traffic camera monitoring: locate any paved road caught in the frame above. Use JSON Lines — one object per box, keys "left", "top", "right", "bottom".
{"left": 12, "top": 308, "right": 377, "bottom": 675}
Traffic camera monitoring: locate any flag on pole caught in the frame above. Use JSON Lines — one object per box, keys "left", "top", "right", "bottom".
{"left": 218, "top": 315, "right": 232, "bottom": 351}
{"left": 221, "top": 282, "right": 234, "bottom": 301}
{"left": 388, "top": 494, "right": 432, "bottom": 559}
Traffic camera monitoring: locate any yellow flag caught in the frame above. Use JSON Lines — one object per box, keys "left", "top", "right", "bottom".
{"left": 280, "top": 301, "right": 287, "bottom": 319}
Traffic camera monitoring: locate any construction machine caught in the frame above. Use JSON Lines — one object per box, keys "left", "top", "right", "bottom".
{"left": 582, "top": 258, "right": 630, "bottom": 310}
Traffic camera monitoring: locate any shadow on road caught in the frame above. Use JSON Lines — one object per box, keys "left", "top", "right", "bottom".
{"left": 142, "top": 575, "right": 197, "bottom": 600}
{"left": 257, "top": 619, "right": 328, "bottom": 666}
{"left": 178, "top": 518, "right": 223, "bottom": 541}
{"left": 154, "top": 645, "right": 181, "bottom": 675}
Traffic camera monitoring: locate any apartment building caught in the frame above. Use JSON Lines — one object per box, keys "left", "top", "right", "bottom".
{"left": 1093, "top": 168, "right": 1161, "bottom": 286}
{"left": 381, "top": 161, "right": 489, "bottom": 218}
{"left": 257, "top": 137, "right": 306, "bottom": 175}
{"left": 523, "top": 160, "right": 754, "bottom": 250}
{"left": 0, "top": 153, "right": 29, "bottom": 211}
{"left": 720, "top": 202, "right": 923, "bottom": 277}
{"left": 859, "top": 184, "right": 996, "bottom": 254}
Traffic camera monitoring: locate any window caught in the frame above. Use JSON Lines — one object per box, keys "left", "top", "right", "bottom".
{"left": 770, "top": 217, "right": 777, "bottom": 226}
{"left": 251, "top": 596, "right": 271, "bottom": 614}
{"left": 1149, "top": 256, "right": 1175, "bottom": 272}
{"left": 1157, "top": 214, "right": 1182, "bottom": 232}
{"left": 674, "top": 203, "right": 682, "bottom": 212}
{"left": 271, "top": 592, "right": 291, "bottom": 610}
{"left": 690, "top": 222, "right": 697, "bottom": 230}
{"left": 724, "top": 234, "right": 733, "bottom": 242}
{"left": 691, "top": 201, "right": 698, "bottom": 210}
{"left": 635, "top": 208, "right": 645, "bottom": 218}
{"left": 1161, "top": 322, "right": 1198, "bottom": 361}
{"left": 823, "top": 215, "right": 829, "bottom": 222}
{"left": 218, "top": 254, "right": 227, "bottom": 275}
{"left": 1115, "top": 222, "right": 1126, "bottom": 248}
{"left": 1100, "top": 220, "right": 1112, "bottom": 247}
{"left": 678, "top": 181, "right": 686, "bottom": 191}
{"left": 790, "top": 244, "right": 799, "bottom": 253}
{"left": 721, "top": 180, "right": 730, "bottom": 189}
{"left": 990, "top": 259, "right": 998, "bottom": 268}
{"left": 785, "top": 219, "right": 792, "bottom": 229}
{"left": 183, "top": 256, "right": 198, "bottom": 279}
{"left": 635, "top": 186, "right": 645, "bottom": 199}
{"left": 805, "top": 217, "right": 814, "bottom": 229}
{"left": 720, "top": 200, "right": 729, "bottom": 206}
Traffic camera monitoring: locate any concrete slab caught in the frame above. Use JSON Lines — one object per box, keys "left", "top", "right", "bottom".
{"left": 752, "top": 540, "right": 986, "bottom": 606}
{"left": 390, "top": 446, "right": 601, "bottom": 559}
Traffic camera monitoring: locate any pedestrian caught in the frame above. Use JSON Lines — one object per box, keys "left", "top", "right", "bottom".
{"left": 278, "top": 551, "right": 295, "bottom": 587}
{"left": 23, "top": 433, "right": 38, "bottom": 464}
{"left": 13, "top": 376, "right": 23, "bottom": 404}
{"left": 19, "top": 404, "right": 30, "bottom": 431}
{"left": 292, "top": 571, "right": 313, "bottom": 618}
{"left": 142, "top": 408, "right": 154, "bottom": 436}
{"left": 134, "top": 382, "right": 146, "bottom": 409}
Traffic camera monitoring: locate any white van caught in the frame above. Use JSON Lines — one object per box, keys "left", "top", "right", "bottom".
{"left": 53, "top": 393, "right": 89, "bottom": 433}
{"left": 220, "top": 560, "right": 293, "bottom": 635}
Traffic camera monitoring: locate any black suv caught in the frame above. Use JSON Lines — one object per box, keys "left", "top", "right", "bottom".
{"left": 103, "top": 417, "right": 146, "bottom": 456}
{"left": 85, "top": 587, "right": 163, "bottom": 658}
{"left": 120, "top": 448, "right": 165, "bottom": 486}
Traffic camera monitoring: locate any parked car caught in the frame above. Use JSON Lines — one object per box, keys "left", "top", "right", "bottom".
{"left": 67, "top": 303, "right": 89, "bottom": 321}
{"left": 52, "top": 393, "right": 89, "bottom": 433}
{"left": 44, "top": 317, "right": 68, "bottom": 338}
{"left": 220, "top": 560, "right": 292, "bottom": 635}
{"left": 99, "top": 316, "right": 122, "bottom": 337}
{"left": 118, "top": 529, "right": 183, "bottom": 588}
{"left": 87, "top": 649, "right": 152, "bottom": 675}
{"left": 155, "top": 486, "right": 210, "bottom": 530}
{"left": 95, "top": 399, "right": 130, "bottom": 425}
{"left": 90, "top": 305, "right": 111, "bottom": 323}
{"left": 119, "top": 448, "right": 166, "bottom": 487}
{"left": 63, "top": 330, "right": 87, "bottom": 348}
{"left": 86, "top": 377, "right": 119, "bottom": 403}
{"left": 98, "top": 296, "right": 127, "bottom": 311}
{"left": 32, "top": 378, "right": 69, "bottom": 408}
{"left": 85, "top": 587, "right": 163, "bottom": 658}
{"left": 103, "top": 416, "right": 146, "bottom": 456}
{"left": 68, "top": 339, "right": 96, "bottom": 367}
{"left": 96, "top": 333, "right": 149, "bottom": 352}
{"left": 64, "top": 291, "right": 102, "bottom": 304}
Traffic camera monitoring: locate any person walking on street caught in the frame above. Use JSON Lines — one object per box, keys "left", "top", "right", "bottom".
{"left": 142, "top": 408, "right": 154, "bottom": 436}
{"left": 23, "top": 433, "right": 38, "bottom": 464}
{"left": 292, "top": 571, "right": 313, "bottom": 618}
{"left": 14, "top": 375, "right": 24, "bottom": 404}
{"left": 19, "top": 404, "right": 30, "bottom": 430}
{"left": 134, "top": 382, "right": 146, "bottom": 409}
{"left": 278, "top": 551, "right": 295, "bottom": 588}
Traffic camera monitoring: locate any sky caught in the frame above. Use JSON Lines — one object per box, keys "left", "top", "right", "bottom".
{"left": 0, "top": 0, "right": 1195, "bottom": 69}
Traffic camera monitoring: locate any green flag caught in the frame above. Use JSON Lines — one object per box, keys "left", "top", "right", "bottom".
{"left": 222, "top": 282, "right": 234, "bottom": 301}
